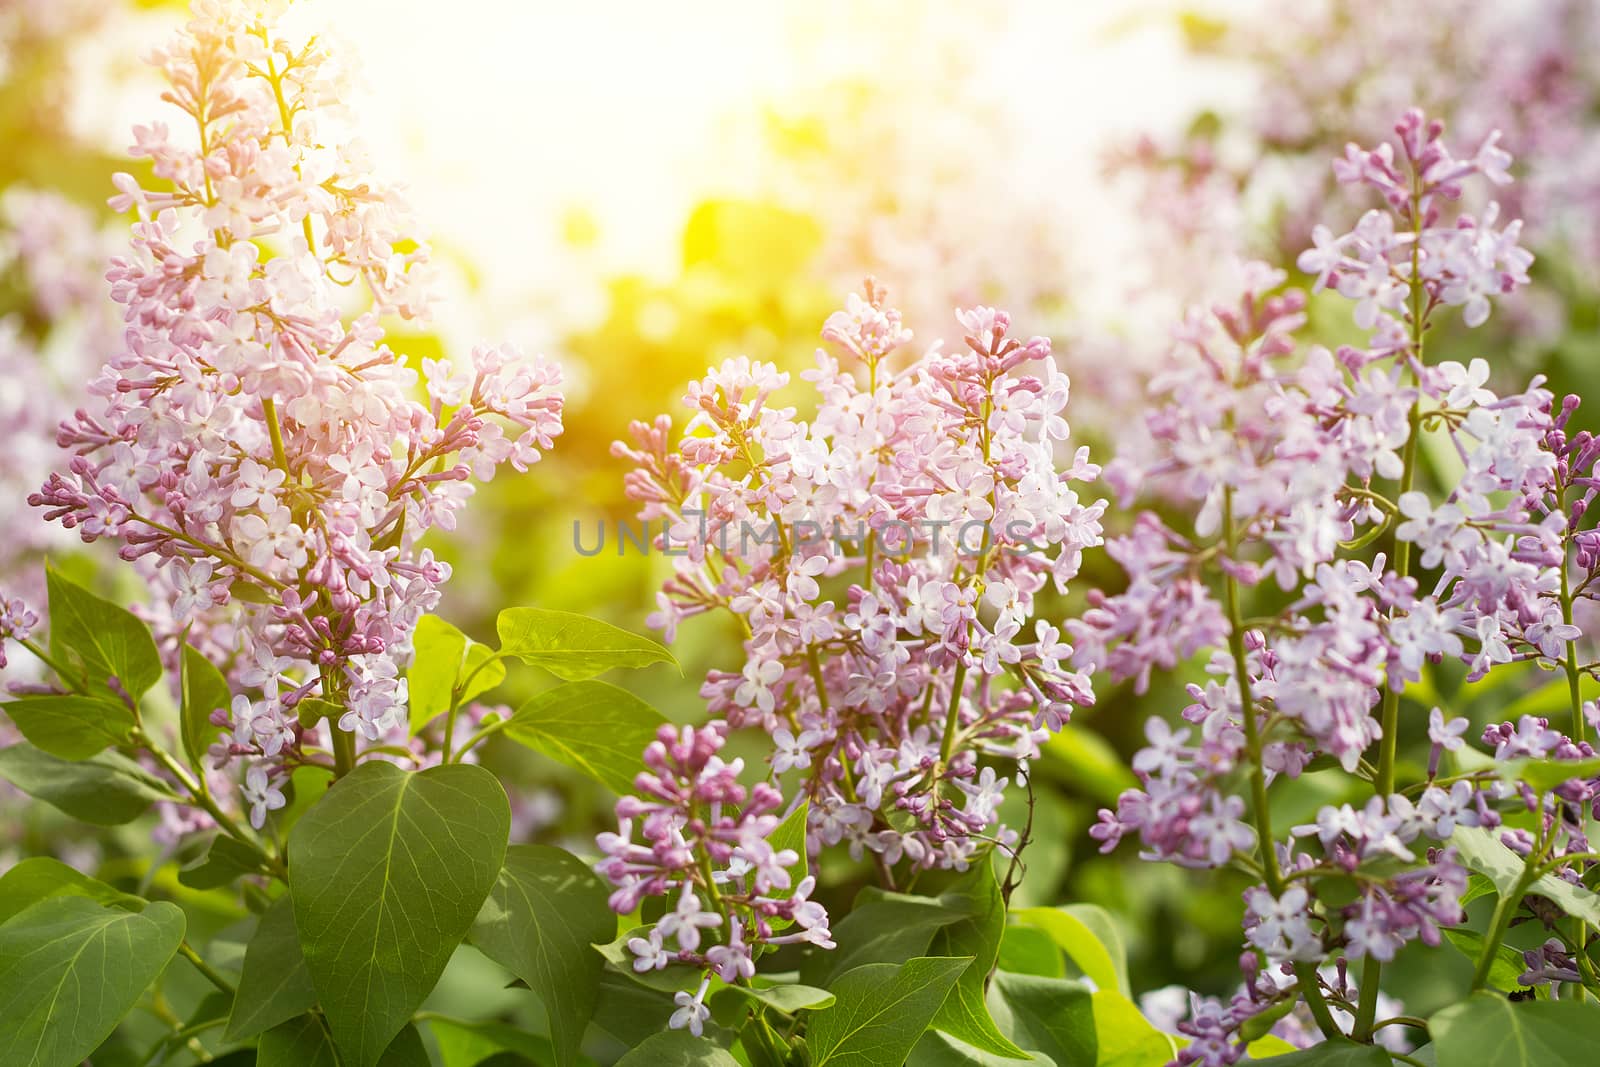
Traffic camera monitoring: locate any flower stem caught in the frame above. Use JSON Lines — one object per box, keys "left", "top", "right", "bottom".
{"left": 938, "top": 662, "right": 969, "bottom": 765}
{"left": 178, "top": 940, "right": 237, "bottom": 996}
{"left": 1222, "top": 487, "right": 1341, "bottom": 1039}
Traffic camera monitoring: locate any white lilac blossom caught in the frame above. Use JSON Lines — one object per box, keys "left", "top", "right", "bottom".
{"left": 595, "top": 724, "right": 833, "bottom": 1032}
{"left": 613, "top": 281, "right": 1104, "bottom": 877}
{"left": 1079, "top": 112, "right": 1600, "bottom": 1065}
{"left": 25, "top": 1, "right": 563, "bottom": 819}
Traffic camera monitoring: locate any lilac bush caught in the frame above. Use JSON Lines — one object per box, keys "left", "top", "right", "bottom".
{"left": 5, "top": 3, "right": 1600, "bottom": 1067}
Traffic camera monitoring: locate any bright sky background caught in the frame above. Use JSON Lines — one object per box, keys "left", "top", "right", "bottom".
{"left": 78, "top": 0, "right": 1258, "bottom": 343}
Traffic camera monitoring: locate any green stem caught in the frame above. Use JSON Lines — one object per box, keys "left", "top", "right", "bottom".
{"left": 17, "top": 637, "right": 87, "bottom": 693}
{"left": 331, "top": 727, "right": 356, "bottom": 779}
{"left": 137, "top": 731, "right": 285, "bottom": 880}
{"left": 1473, "top": 867, "right": 1536, "bottom": 991}
{"left": 938, "top": 662, "right": 969, "bottom": 765}
{"left": 1221, "top": 487, "right": 1341, "bottom": 1039}
{"left": 1356, "top": 177, "right": 1429, "bottom": 1042}
{"left": 178, "top": 941, "right": 236, "bottom": 996}
{"left": 262, "top": 396, "right": 291, "bottom": 474}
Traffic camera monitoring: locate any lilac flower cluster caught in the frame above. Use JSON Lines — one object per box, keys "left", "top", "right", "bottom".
{"left": 1081, "top": 112, "right": 1600, "bottom": 1063}
{"left": 614, "top": 282, "right": 1103, "bottom": 877}
{"left": 22, "top": 0, "right": 563, "bottom": 822}
{"left": 596, "top": 724, "right": 833, "bottom": 1034}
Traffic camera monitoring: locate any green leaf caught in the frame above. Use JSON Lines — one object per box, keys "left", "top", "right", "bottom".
{"left": 769, "top": 800, "right": 809, "bottom": 891}
{"left": 426, "top": 1016, "right": 556, "bottom": 1067}
{"left": 1442, "top": 928, "right": 1528, "bottom": 993}
{"left": 1012, "top": 905, "right": 1129, "bottom": 995}
{"left": 0, "top": 741, "right": 169, "bottom": 822}
{"left": 992, "top": 972, "right": 1095, "bottom": 1066}
{"left": 614, "top": 1030, "right": 740, "bottom": 1066}
{"left": 257, "top": 1015, "right": 340, "bottom": 1067}
{"left": 0, "top": 896, "right": 185, "bottom": 1067}
{"left": 2, "top": 694, "right": 137, "bottom": 760}
{"left": 907, "top": 1031, "right": 1051, "bottom": 1066}
{"left": 1090, "top": 990, "right": 1176, "bottom": 1067}
{"left": 408, "top": 615, "right": 504, "bottom": 734}
{"left": 295, "top": 698, "right": 342, "bottom": 730}
{"left": 180, "top": 643, "right": 230, "bottom": 769}
{"left": 1252, "top": 1038, "right": 1393, "bottom": 1064}
{"left": 1452, "top": 825, "right": 1600, "bottom": 924}
{"left": 995, "top": 925, "right": 1064, "bottom": 978}
{"left": 928, "top": 863, "right": 1029, "bottom": 1058}
{"left": 806, "top": 956, "right": 971, "bottom": 1067}
{"left": 590, "top": 970, "right": 684, "bottom": 1047}
{"left": 714, "top": 982, "right": 836, "bottom": 1015}
{"left": 178, "top": 833, "right": 266, "bottom": 889}
{"left": 377, "top": 1024, "right": 431, "bottom": 1067}
{"left": 596, "top": 926, "right": 707, "bottom": 992}
{"left": 225, "top": 895, "right": 317, "bottom": 1041}
{"left": 496, "top": 607, "right": 675, "bottom": 680}
{"left": 288, "top": 761, "right": 510, "bottom": 1067}
{"left": 502, "top": 680, "right": 666, "bottom": 794}
{"left": 800, "top": 892, "right": 968, "bottom": 988}
{"left": 1499, "top": 756, "right": 1600, "bottom": 793}
{"left": 1430, "top": 992, "right": 1600, "bottom": 1066}
{"left": 0, "top": 857, "right": 144, "bottom": 924}
{"left": 45, "top": 566, "right": 161, "bottom": 698}
{"left": 469, "top": 844, "right": 614, "bottom": 1067}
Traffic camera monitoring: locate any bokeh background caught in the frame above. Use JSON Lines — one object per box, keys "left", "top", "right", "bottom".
{"left": 5, "top": 0, "right": 1600, "bottom": 1037}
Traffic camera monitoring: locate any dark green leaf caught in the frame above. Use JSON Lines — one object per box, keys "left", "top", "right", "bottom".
{"left": 469, "top": 844, "right": 614, "bottom": 1067}
{"left": 46, "top": 566, "right": 161, "bottom": 697}
{"left": 1252, "top": 1037, "right": 1393, "bottom": 1064}
{"left": 0, "top": 896, "right": 185, "bottom": 1067}
{"left": 806, "top": 957, "right": 971, "bottom": 1067}
{"left": 0, "top": 857, "right": 144, "bottom": 923}
{"left": 1430, "top": 992, "right": 1600, "bottom": 1066}
{"left": 427, "top": 1015, "right": 555, "bottom": 1067}
{"left": 993, "top": 971, "right": 1095, "bottom": 1065}
{"left": 377, "top": 1023, "right": 431, "bottom": 1067}
{"left": 502, "top": 680, "right": 666, "bottom": 794}
{"left": 719, "top": 982, "right": 835, "bottom": 1014}
{"left": 257, "top": 1014, "right": 340, "bottom": 1067}
{"left": 0, "top": 741, "right": 169, "bottom": 822}
{"left": 800, "top": 893, "right": 967, "bottom": 988}
{"left": 288, "top": 760, "right": 510, "bottom": 1067}
{"left": 226, "top": 895, "right": 317, "bottom": 1041}
{"left": 995, "top": 925, "right": 1064, "bottom": 979}
{"left": 496, "top": 607, "right": 674, "bottom": 680}
{"left": 180, "top": 643, "right": 230, "bottom": 769}
{"left": 596, "top": 926, "right": 706, "bottom": 992}
{"left": 178, "top": 833, "right": 266, "bottom": 890}
{"left": 589, "top": 971, "right": 682, "bottom": 1047}
{"left": 614, "top": 1030, "right": 740, "bottom": 1066}
{"left": 928, "top": 864, "right": 1029, "bottom": 1058}
{"left": 2, "top": 694, "right": 137, "bottom": 760}
{"left": 1442, "top": 928, "right": 1528, "bottom": 994}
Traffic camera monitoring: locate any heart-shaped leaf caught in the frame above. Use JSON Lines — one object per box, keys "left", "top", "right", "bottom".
{"left": 496, "top": 607, "right": 674, "bottom": 680}
{"left": 0, "top": 896, "right": 185, "bottom": 1067}
{"left": 469, "top": 844, "right": 615, "bottom": 1067}
{"left": 288, "top": 761, "right": 509, "bottom": 1067}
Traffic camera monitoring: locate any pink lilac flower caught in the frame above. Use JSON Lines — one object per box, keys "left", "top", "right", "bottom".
{"left": 1083, "top": 113, "right": 1591, "bottom": 1063}
{"left": 22, "top": 0, "right": 563, "bottom": 824}
{"left": 595, "top": 725, "right": 832, "bottom": 1032}
{"left": 615, "top": 280, "right": 1103, "bottom": 876}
